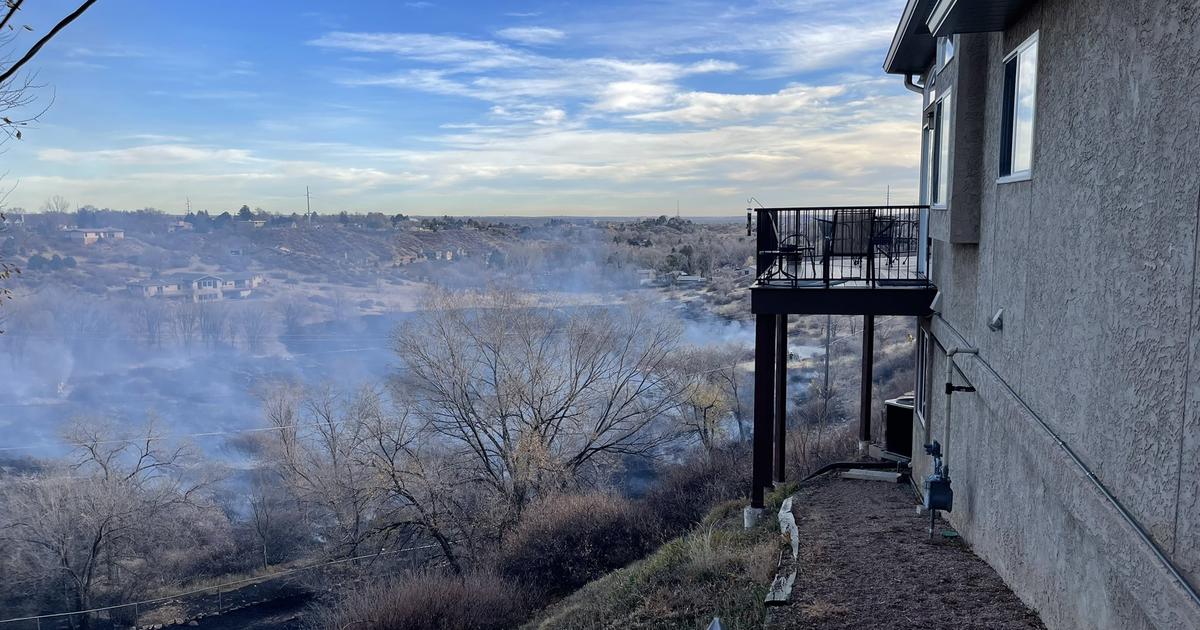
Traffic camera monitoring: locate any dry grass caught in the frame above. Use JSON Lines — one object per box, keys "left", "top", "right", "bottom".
{"left": 800, "top": 601, "right": 850, "bottom": 621}
{"left": 523, "top": 484, "right": 795, "bottom": 630}
{"left": 304, "top": 572, "right": 529, "bottom": 630}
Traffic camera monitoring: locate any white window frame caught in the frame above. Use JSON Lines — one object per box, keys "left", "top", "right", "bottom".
{"left": 998, "top": 32, "right": 1039, "bottom": 183}
{"left": 936, "top": 35, "right": 955, "bottom": 71}
{"left": 915, "top": 328, "right": 936, "bottom": 431}
{"left": 927, "top": 90, "right": 952, "bottom": 209}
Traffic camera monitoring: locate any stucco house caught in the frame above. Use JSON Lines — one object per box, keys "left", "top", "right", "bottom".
{"left": 127, "top": 272, "right": 265, "bottom": 302}
{"left": 745, "top": 1, "right": 1199, "bottom": 629}
{"left": 895, "top": 1, "right": 1200, "bottom": 628}
{"left": 62, "top": 227, "right": 124, "bottom": 245}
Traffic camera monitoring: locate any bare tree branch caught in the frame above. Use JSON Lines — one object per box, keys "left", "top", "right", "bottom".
{"left": 0, "top": 0, "right": 97, "bottom": 84}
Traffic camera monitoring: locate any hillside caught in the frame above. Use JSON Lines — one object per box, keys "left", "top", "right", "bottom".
{"left": 526, "top": 474, "right": 1043, "bottom": 630}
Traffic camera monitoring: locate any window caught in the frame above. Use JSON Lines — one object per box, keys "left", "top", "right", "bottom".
{"left": 927, "top": 93, "right": 952, "bottom": 206}
{"left": 915, "top": 328, "right": 935, "bottom": 430}
{"left": 1000, "top": 33, "right": 1038, "bottom": 179}
{"left": 937, "top": 36, "right": 955, "bottom": 69}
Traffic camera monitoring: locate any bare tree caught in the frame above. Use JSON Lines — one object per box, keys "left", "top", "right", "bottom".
{"left": 40, "top": 194, "right": 71, "bottom": 214}
{"left": 392, "top": 289, "right": 683, "bottom": 518}
{"left": 131, "top": 299, "right": 168, "bottom": 346}
{"left": 0, "top": 0, "right": 98, "bottom": 324}
{"left": 245, "top": 469, "right": 305, "bottom": 570}
{"left": 329, "top": 288, "right": 350, "bottom": 322}
{"left": 665, "top": 348, "right": 732, "bottom": 454}
{"left": 197, "top": 302, "right": 228, "bottom": 347}
{"left": 275, "top": 295, "right": 307, "bottom": 334}
{"left": 236, "top": 303, "right": 273, "bottom": 353}
{"left": 0, "top": 417, "right": 217, "bottom": 629}
{"left": 263, "top": 383, "right": 377, "bottom": 557}
{"left": 0, "top": 211, "right": 16, "bottom": 331}
{"left": 262, "top": 383, "right": 475, "bottom": 571}
{"left": 171, "top": 301, "right": 200, "bottom": 347}
{"left": 706, "top": 345, "right": 750, "bottom": 443}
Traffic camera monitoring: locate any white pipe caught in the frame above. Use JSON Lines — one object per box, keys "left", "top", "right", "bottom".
{"left": 943, "top": 346, "right": 978, "bottom": 476}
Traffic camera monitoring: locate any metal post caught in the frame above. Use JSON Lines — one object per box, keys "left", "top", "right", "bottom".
{"left": 859, "top": 314, "right": 875, "bottom": 448}
{"left": 773, "top": 315, "right": 787, "bottom": 484}
{"left": 752, "top": 313, "right": 776, "bottom": 509}
{"left": 823, "top": 314, "right": 831, "bottom": 422}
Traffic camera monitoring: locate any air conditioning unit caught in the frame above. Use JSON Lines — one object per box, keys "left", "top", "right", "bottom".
{"left": 884, "top": 393, "right": 915, "bottom": 458}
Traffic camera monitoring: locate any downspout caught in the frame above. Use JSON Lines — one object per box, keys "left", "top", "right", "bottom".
{"left": 943, "top": 346, "right": 978, "bottom": 476}
{"left": 903, "top": 73, "right": 925, "bottom": 95}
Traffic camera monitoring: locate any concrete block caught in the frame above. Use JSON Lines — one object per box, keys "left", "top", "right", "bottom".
{"left": 842, "top": 469, "right": 901, "bottom": 482}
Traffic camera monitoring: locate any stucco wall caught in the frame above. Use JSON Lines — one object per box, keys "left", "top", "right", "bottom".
{"left": 916, "top": 0, "right": 1200, "bottom": 628}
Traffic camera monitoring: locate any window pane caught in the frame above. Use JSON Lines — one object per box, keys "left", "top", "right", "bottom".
{"left": 937, "top": 95, "right": 951, "bottom": 204}
{"left": 923, "top": 127, "right": 935, "bottom": 203}
{"left": 1012, "top": 41, "right": 1037, "bottom": 173}
{"left": 939, "top": 36, "right": 955, "bottom": 67}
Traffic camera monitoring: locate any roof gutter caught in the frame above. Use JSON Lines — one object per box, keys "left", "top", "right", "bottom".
{"left": 903, "top": 73, "right": 925, "bottom": 95}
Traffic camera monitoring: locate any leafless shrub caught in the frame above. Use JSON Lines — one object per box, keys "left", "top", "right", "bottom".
{"left": 639, "top": 443, "right": 751, "bottom": 539}
{"left": 305, "top": 571, "right": 529, "bottom": 630}
{"left": 496, "top": 493, "right": 656, "bottom": 601}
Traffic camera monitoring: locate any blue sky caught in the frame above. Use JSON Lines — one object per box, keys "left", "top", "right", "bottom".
{"left": 3, "top": 0, "right": 919, "bottom": 216}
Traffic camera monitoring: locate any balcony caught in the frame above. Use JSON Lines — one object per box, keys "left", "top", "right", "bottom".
{"left": 745, "top": 205, "right": 939, "bottom": 509}
{"left": 749, "top": 206, "right": 937, "bottom": 316}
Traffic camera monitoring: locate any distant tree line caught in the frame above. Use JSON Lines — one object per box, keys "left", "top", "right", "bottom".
{"left": 23, "top": 252, "right": 76, "bottom": 271}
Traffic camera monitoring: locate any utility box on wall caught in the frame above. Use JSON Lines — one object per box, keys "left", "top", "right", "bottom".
{"left": 884, "top": 394, "right": 915, "bottom": 458}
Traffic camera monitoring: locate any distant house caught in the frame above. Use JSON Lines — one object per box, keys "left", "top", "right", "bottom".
{"left": 238, "top": 219, "right": 267, "bottom": 229}
{"left": 127, "top": 271, "right": 265, "bottom": 302}
{"left": 394, "top": 252, "right": 419, "bottom": 266}
{"left": 674, "top": 274, "right": 707, "bottom": 287}
{"left": 635, "top": 268, "right": 657, "bottom": 286}
{"left": 62, "top": 227, "right": 124, "bottom": 245}
{"left": 167, "top": 221, "right": 192, "bottom": 233}
{"left": 219, "top": 272, "right": 265, "bottom": 298}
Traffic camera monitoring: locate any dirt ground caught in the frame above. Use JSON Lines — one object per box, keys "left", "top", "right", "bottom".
{"left": 774, "top": 475, "right": 1044, "bottom": 630}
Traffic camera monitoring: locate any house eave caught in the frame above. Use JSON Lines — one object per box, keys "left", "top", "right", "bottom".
{"left": 883, "top": 0, "right": 938, "bottom": 75}
{"left": 926, "top": 0, "right": 1036, "bottom": 38}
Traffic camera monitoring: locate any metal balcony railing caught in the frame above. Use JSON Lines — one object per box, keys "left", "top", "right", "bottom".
{"left": 751, "top": 206, "right": 930, "bottom": 288}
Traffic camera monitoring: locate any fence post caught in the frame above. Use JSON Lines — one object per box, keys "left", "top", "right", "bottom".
{"left": 217, "top": 585, "right": 222, "bottom": 614}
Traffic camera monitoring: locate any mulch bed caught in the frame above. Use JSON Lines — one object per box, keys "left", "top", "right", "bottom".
{"left": 772, "top": 475, "right": 1044, "bottom": 630}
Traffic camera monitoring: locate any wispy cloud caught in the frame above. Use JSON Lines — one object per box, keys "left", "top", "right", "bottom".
{"left": 38, "top": 144, "right": 257, "bottom": 165}
{"left": 495, "top": 26, "right": 566, "bottom": 46}
{"left": 7, "top": 0, "right": 919, "bottom": 214}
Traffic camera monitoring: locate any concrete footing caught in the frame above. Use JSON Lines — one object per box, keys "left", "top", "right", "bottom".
{"left": 743, "top": 506, "right": 765, "bottom": 529}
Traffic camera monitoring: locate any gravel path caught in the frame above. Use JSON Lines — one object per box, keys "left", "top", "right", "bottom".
{"left": 773, "top": 475, "right": 1044, "bottom": 630}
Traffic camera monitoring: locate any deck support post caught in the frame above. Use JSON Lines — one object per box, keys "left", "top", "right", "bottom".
{"left": 859, "top": 314, "right": 875, "bottom": 449}
{"left": 752, "top": 313, "right": 777, "bottom": 509}
{"left": 773, "top": 315, "right": 787, "bottom": 484}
